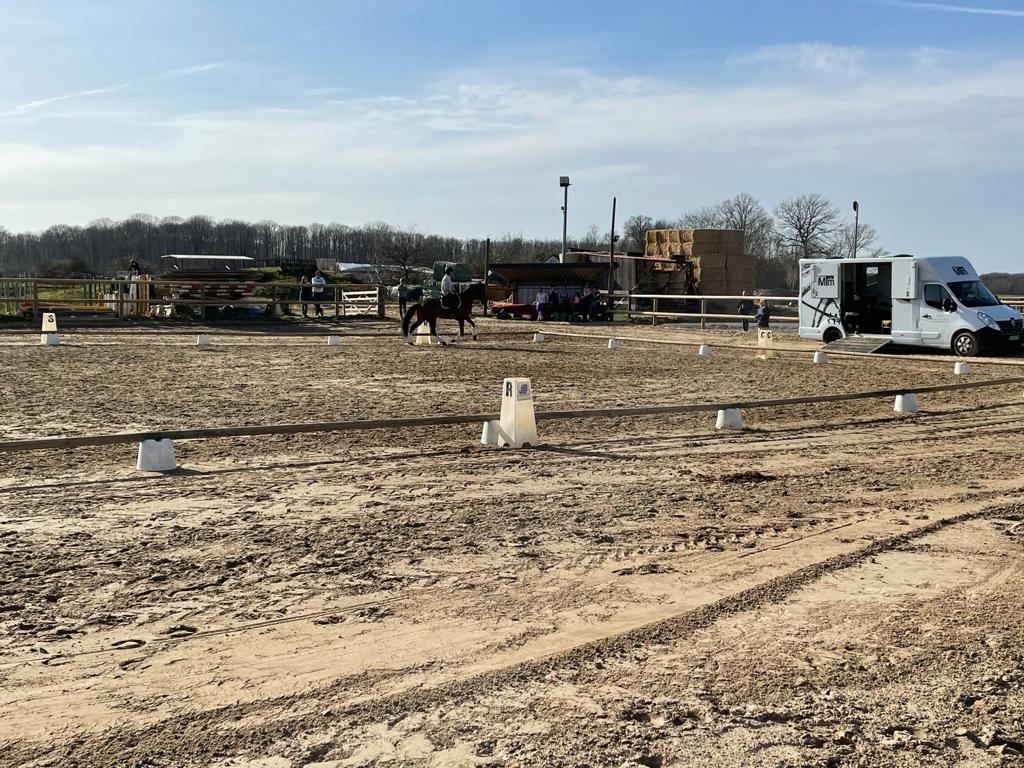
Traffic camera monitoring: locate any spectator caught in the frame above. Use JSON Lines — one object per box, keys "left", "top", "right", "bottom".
{"left": 398, "top": 278, "right": 409, "bottom": 316}
{"left": 311, "top": 270, "right": 327, "bottom": 318}
{"left": 299, "top": 276, "right": 311, "bottom": 318}
{"left": 755, "top": 298, "right": 772, "bottom": 329}
{"left": 588, "top": 287, "right": 602, "bottom": 321}
{"left": 548, "top": 289, "right": 560, "bottom": 320}
{"left": 737, "top": 291, "right": 754, "bottom": 332}
{"left": 536, "top": 287, "right": 549, "bottom": 321}
{"left": 844, "top": 292, "right": 863, "bottom": 335}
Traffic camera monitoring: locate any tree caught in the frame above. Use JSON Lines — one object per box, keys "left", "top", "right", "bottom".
{"left": 829, "top": 222, "right": 887, "bottom": 260}
{"left": 622, "top": 215, "right": 653, "bottom": 253}
{"left": 774, "top": 194, "right": 841, "bottom": 259}
{"left": 680, "top": 205, "right": 723, "bottom": 229}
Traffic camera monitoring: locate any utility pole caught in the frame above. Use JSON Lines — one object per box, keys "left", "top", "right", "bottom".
{"left": 607, "top": 196, "right": 617, "bottom": 300}
{"left": 852, "top": 200, "right": 860, "bottom": 259}
{"left": 559, "top": 176, "right": 570, "bottom": 263}
{"left": 483, "top": 237, "right": 490, "bottom": 316}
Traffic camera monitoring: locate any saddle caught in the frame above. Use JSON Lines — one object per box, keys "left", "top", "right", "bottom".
{"left": 440, "top": 293, "right": 461, "bottom": 311}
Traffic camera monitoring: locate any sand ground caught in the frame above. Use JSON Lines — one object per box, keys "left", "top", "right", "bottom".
{"left": 0, "top": 318, "right": 1022, "bottom": 767}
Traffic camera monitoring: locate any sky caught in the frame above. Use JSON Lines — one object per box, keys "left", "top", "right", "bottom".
{"left": 0, "top": 0, "right": 1022, "bottom": 272}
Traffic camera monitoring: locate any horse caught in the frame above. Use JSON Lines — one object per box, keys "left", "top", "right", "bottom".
{"left": 401, "top": 282, "right": 486, "bottom": 346}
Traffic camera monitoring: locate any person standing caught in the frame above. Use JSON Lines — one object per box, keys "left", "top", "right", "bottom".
{"left": 737, "top": 291, "right": 754, "bottom": 332}
{"left": 535, "top": 287, "right": 549, "bottom": 321}
{"left": 398, "top": 278, "right": 409, "bottom": 316}
{"left": 588, "top": 287, "right": 602, "bottom": 321}
{"left": 299, "top": 276, "right": 311, "bottom": 318}
{"left": 755, "top": 298, "right": 772, "bottom": 329}
{"left": 311, "top": 270, "right": 327, "bottom": 318}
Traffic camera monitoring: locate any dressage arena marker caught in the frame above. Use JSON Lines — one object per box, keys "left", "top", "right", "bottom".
{"left": 40, "top": 312, "right": 59, "bottom": 346}
{"left": 715, "top": 408, "right": 743, "bottom": 430}
{"left": 756, "top": 328, "right": 774, "bottom": 360}
{"left": 196, "top": 334, "right": 210, "bottom": 347}
{"left": 480, "top": 419, "right": 502, "bottom": 446}
{"left": 137, "top": 438, "right": 176, "bottom": 472}
{"left": 497, "top": 377, "right": 538, "bottom": 449}
{"left": 608, "top": 338, "right": 621, "bottom": 350}
{"left": 415, "top": 324, "right": 437, "bottom": 346}
{"left": 813, "top": 351, "right": 828, "bottom": 365}
{"left": 698, "top": 344, "right": 713, "bottom": 357}
{"left": 3, "top": 377, "right": 1023, "bottom": 467}
{"left": 533, "top": 332, "right": 545, "bottom": 343}
{"left": 894, "top": 393, "right": 919, "bottom": 413}
{"left": 954, "top": 361, "right": 971, "bottom": 375}
{"left": 327, "top": 335, "right": 340, "bottom": 346}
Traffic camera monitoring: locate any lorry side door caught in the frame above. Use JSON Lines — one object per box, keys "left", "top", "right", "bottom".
{"left": 919, "top": 283, "right": 956, "bottom": 344}
{"left": 890, "top": 259, "right": 919, "bottom": 343}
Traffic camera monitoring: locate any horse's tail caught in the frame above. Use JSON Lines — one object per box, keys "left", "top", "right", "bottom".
{"left": 401, "top": 304, "right": 419, "bottom": 338}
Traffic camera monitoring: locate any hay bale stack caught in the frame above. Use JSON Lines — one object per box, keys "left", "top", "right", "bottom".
{"left": 642, "top": 228, "right": 753, "bottom": 294}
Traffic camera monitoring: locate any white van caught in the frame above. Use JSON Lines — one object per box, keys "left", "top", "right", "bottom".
{"left": 799, "top": 255, "right": 1023, "bottom": 356}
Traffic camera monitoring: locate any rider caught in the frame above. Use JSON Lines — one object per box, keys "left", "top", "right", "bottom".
{"left": 440, "top": 266, "right": 459, "bottom": 310}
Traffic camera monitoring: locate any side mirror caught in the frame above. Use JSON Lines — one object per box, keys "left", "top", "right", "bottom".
{"left": 943, "top": 298, "right": 956, "bottom": 313}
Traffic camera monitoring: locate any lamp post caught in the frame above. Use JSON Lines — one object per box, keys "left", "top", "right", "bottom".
{"left": 852, "top": 200, "right": 860, "bottom": 259}
{"left": 559, "top": 176, "right": 570, "bottom": 264}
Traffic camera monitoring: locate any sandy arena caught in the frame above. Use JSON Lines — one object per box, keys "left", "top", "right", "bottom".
{"left": 1, "top": 318, "right": 1023, "bottom": 767}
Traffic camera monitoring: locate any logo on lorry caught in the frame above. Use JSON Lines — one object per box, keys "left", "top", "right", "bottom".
{"left": 817, "top": 276, "right": 835, "bottom": 287}
{"left": 952, "top": 266, "right": 968, "bottom": 276}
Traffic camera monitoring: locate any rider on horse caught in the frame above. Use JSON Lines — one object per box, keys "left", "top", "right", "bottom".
{"left": 440, "top": 266, "right": 460, "bottom": 311}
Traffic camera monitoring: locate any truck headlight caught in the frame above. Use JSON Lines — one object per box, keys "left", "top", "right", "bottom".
{"left": 977, "top": 311, "right": 999, "bottom": 330}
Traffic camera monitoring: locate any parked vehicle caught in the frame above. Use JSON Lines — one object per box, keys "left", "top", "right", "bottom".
{"left": 799, "top": 255, "right": 1023, "bottom": 356}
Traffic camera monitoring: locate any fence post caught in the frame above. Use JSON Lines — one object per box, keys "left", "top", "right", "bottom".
{"left": 334, "top": 285, "right": 340, "bottom": 320}
{"left": 199, "top": 280, "right": 206, "bottom": 321}
{"left": 31, "top": 281, "right": 39, "bottom": 322}
{"left": 377, "top": 286, "right": 385, "bottom": 318}
{"left": 651, "top": 297, "right": 658, "bottom": 326}
{"left": 700, "top": 299, "right": 707, "bottom": 331}
{"left": 272, "top": 284, "right": 278, "bottom": 317}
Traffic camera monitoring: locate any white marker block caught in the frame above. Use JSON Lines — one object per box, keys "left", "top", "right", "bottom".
{"left": 196, "top": 334, "right": 210, "bottom": 347}
{"left": 415, "top": 324, "right": 436, "bottom": 346}
{"left": 954, "top": 361, "right": 971, "bottom": 375}
{"left": 813, "top": 350, "right": 828, "bottom": 364}
{"left": 533, "top": 332, "right": 545, "bottom": 342}
{"left": 715, "top": 408, "right": 744, "bottom": 430}
{"left": 608, "top": 338, "right": 621, "bottom": 350}
{"left": 327, "top": 335, "right": 340, "bottom": 346}
{"left": 698, "top": 344, "right": 712, "bottom": 357}
{"left": 498, "top": 378, "right": 538, "bottom": 449}
{"left": 480, "top": 419, "right": 502, "bottom": 446}
{"left": 894, "top": 393, "right": 919, "bottom": 413}
{"left": 136, "top": 439, "right": 176, "bottom": 472}
{"left": 40, "top": 333, "right": 60, "bottom": 346}
{"left": 41, "top": 313, "right": 58, "bottom": 333}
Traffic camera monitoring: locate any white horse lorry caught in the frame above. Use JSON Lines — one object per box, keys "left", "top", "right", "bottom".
{"left": 799, "top": 255, "right": 1024, "bottom": 356}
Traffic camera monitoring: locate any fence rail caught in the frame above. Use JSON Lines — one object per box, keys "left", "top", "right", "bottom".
{"left": 608, "top": 291, "right": 799, "bottom": 329}
{"left": 0, "top": 277, "right": 387, "bottom": 320}
{"left": 1, "top": 376, "right": 1021, "bottom": 454}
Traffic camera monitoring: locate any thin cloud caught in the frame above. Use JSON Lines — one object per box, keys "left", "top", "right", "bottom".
{"left": 877, "top": 1, "right": 1024, "bottom": 17}
{"left": 299, "top": 25, "right": 334, "bottom": 40}
{"left": 0, "top": 62, "right": 225, "bottom": 118}
{"left": 729, "top": 43, "right": 869, "bottom": 75}
{"left": 156, "top": 62, "right": 227, "bottom": 79}
{"left": 1, "top": 83, "right": 130, "bottom": 116}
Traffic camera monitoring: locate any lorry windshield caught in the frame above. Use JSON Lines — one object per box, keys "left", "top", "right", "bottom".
{"left": 948, "top": 280, "right": 999, "bottom": 308}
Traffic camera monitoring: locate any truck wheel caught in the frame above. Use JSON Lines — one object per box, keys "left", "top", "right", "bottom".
{"left": 952, "top": 330, "right": 980, "bottom": 357}
{"left": 822, "top": 327, "right": 843, "bottom": 344}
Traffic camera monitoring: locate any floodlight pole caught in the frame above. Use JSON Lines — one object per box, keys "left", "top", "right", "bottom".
{"left": 608, "top": 196, "right": 617, "bottom": 299}
{"left": 852, "top": 200, "right": 860, "bottom": 259}
{"left": 560, "top": 176, "right": 570, "bottom": 264}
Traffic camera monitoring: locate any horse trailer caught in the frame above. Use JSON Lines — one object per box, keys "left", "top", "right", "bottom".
{"left": 799, "top": 255, "right": 1023, "bottom": 356}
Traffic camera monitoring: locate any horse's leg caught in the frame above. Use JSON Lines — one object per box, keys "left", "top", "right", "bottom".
{"left": 431, "top": 319, "right": 447, "bottom": 346}
{"left": 465, "top": 315, "right": 478, "bottom": 341}
{"left": 454, "top": 317, "right": 465, "bottom": 342}
{"left": 406, "top": 316, "right": 422, "bottom": 345}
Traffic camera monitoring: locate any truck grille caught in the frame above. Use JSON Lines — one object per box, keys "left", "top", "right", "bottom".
{"left": 998, "top": 318, "right": 1023, "bottom": 333}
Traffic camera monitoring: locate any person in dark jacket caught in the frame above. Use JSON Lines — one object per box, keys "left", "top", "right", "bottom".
{"left": 737, "top": 291, "right": 754, "bottom": 332}
{"left": 299, "top": 276, "right": 312, "bottom": 318}
{"left": 755, "top": 299, "right": 772, "bottom": 328}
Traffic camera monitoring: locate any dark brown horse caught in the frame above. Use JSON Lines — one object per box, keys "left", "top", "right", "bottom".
{"left": 401, "top": 282, "right": 486, "bottom": 346}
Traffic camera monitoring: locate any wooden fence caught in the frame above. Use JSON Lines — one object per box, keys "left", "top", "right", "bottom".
{"left": 0, "top": 277, "right": 387, "bottom": 320}
{"left": 609, "top": 291, "right": 799, "bottom": 329}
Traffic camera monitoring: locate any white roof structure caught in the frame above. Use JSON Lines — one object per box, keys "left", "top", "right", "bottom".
{"left": 162, "top": 254, "right": 255, "bottom": 261}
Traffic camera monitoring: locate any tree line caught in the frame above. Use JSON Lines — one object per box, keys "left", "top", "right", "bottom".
{"left": 0, "top": 192, "right": 884, "bottom": 288}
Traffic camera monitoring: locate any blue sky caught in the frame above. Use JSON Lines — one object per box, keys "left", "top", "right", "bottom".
{"left": 1, "top": 0, "right": 1022, "bottom": 271}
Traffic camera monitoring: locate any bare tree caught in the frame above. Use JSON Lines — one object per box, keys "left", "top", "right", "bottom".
{"left": 680, "top": 205, "right": 724, "bottom": 229}
{"left": 830, "top": 222, "right": 887, "bottom": 259}
{"left": 622, "top": 215, "right": 652, "bottom": 253}
{"left": 774, "top": 194, "right": 841, "bottom": 258}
